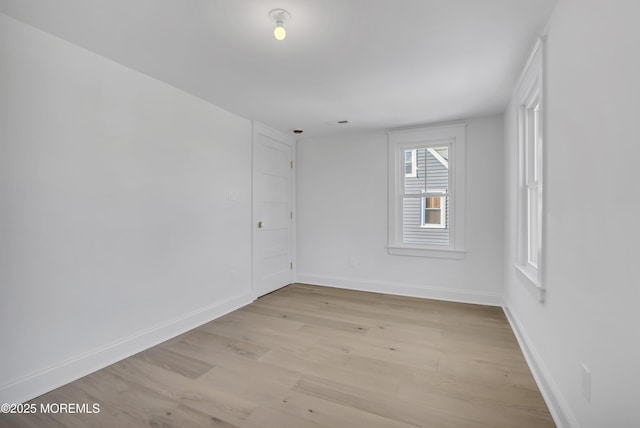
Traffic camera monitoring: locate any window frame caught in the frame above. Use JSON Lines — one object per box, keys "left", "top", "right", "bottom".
{"left": 514, "top": 37, "right": 545, "bottom": 299}
{"left": 387, "top": 123, "right": 466, "bottom": 259}
{"left": 420, "top": 192, "right": 447, "bottom": 229}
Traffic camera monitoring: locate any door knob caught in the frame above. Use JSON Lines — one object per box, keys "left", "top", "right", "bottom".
{"left": 258, "top": 221, "right": 263, "bottom": 229}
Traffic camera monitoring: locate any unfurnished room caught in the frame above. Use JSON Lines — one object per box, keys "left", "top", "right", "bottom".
{"left": 0, "top": 1, "right": 639, "bottom": 427}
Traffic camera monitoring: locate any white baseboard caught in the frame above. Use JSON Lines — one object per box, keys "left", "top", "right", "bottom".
{"left": 502, "top": 305, "right": 579, "bottom": 428}
{"left": 0, "top": 293, "right": 254, "bottom": 405}
{"left": 296, "top": 274, "right": 502, "bottom": 306}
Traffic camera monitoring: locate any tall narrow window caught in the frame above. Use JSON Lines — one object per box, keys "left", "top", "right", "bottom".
{"left": 526, "top": 102, "right": 540, "bottom": 268}
{"left": 388, "top": 124, "right": 466, "bottom": 259}
{"left": 515, "top": 38, "right": 544, "bottom": 296}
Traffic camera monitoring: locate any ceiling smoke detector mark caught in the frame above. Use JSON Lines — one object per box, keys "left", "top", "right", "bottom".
{"left": 322, "top": 120, "right": 350, "bottom": 127}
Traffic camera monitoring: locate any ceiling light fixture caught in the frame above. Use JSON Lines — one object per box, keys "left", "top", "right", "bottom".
{"left": 269, "top": 9, "right": 290, "bottom": 41}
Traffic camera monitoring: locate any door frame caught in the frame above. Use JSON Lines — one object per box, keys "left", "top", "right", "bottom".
{"left": 251, "top": 121, "right": 296, "bottom": 299}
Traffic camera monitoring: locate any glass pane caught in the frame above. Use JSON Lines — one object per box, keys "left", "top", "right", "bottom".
{"left": 424, "top": 210, "right": 441, "bottom": 224}
{"left": 402, "top": 196, "right": 449, "bottom": 245}
{"left": 433, "top": 147, "right": 449, "bottom": 161}
{"left": 404, "top": 151, "right": 411, "bottom": 174}
{"left": 403, "top": 196, "right": 422, "bottom": 226}
{"left": 533, "top": 103, "right": 540, "bottom": 181}
{"left": 425, "top": 146, "right": 449, "bottom": 193}
{"left": 528, "top": 186, "right": 538, "bottom": 266}
{"left": 426, "top": 197, "right": 441, "bottom": 209}
{"left": 403, "top": 149, "right": 424, "bottom": 193}
{"left": 526, "top": 104, "right": 538, "bottom": 184}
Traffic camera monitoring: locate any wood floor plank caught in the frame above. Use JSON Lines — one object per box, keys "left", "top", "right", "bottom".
{"left": 240, "top": 406, "right": 326, "bottom": 428}
{"left": 344, "top": 353, "right": 440, "bottom": 384}
{"left": 197, "top": 364, "right": 297, "bottom": 407}
{"left": 292, "top": 374, "right": 487, "bottom": 428}
{"left": 105, "top": 357, "right": 254, "bottom": 426}
{"left": 269, "top": 286, "right": 444, "bottom": 325}
{"left": 30, "top": 381, "right": 139, "bottom": 428}
{"left": 274, "top": 390, "right": 422, "bottom": 428}
{"left": 180, "top": 329, "right": 270, "bottom": 360}
{"left": 200, "top": 316, "right": 341, "bottom": 353}
{"left": 299, "top": 323, "right": 441, "bottom": 371}
{"left": 5, "top": 284, "right": 554, "bottom": 427}
{"left": 0, "top": 412, "right": 68, "bottom": 428}
{"left": 63, "top": 365, "right": 234, "bottom": 427}
{"left": 217, "top": 308, "right": 307, "bottom": 333}
{"left": 258, "top": 341, "right": 350, "bottom": 372}
{"left": 259, "top": 346, "right": 402, "bottom": 394}
{"left": 243, "top": 303, "right": 371, "bottom": 335}
{"left": 133, "top": 346, "right": 214, "bottom": 379}
{"left": 396, "top": 378, "right": 554, "bottom": 428}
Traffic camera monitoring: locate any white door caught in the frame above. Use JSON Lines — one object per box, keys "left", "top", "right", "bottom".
{"left": 252, "top": 123, "right": 294, "bottom": 297}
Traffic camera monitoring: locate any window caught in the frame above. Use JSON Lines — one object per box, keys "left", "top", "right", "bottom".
{"left": 525, "top": 102, "right": 540, "bottom": 268}
{"left": 388, "top": 124, "right": 466, "bottom": 259}
{"left": 515, "top": 38, "right": 544, "bottom": 295}
{"left": 404, "top": 149, "right": 417, "bottom": 177}
{"left": 421, "top": 192, "right": 446, "bottom": 228}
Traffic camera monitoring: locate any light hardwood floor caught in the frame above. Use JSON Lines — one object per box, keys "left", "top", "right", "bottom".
{"left": 2, "top": 284, "right": 555, "bottom": 427}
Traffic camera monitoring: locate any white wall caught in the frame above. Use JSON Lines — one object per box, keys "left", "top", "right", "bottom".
{"left": 503, "top": 1, "right": 640, "bottom": 426}
{"left": 297, "top": 116, "right": 504, "bottom": 305}
{"left": 0, "top": 13, "right": 254, "bottom": 403}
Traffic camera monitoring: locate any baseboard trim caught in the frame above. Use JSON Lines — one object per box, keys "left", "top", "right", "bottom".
{"left": 296, "top": 274, "right": 502, "bottom": 306}
{"left": 0, "top": 292, "right": 254, "bottom": 405}
{"left": 502, "top": 305, "right": 578, "bottom": 428}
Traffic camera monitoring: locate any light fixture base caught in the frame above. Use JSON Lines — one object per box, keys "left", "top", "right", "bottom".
{"left": 269, "top": 8, "right": 290, "bottom": 23}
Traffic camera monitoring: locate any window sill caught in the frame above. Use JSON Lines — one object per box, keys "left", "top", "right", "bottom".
{"left": 387, "top": 245, "right": 466, "bottom": 259}
{"left": 513, "top": 263, "right": 545, "bottom": 302}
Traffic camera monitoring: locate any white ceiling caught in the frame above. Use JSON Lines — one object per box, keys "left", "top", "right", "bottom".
{"left": 0, "top": 0, "right": 558, "bottom": 137}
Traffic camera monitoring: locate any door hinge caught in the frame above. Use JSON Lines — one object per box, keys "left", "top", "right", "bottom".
{"left": 290, "top": 211, "right": 293, "bottom": 219}
{"left": 290, "top": 262, "right": 293, "bottom": 270}
{"left": 290, "top": 160, "right": 293, "bottom": 169}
